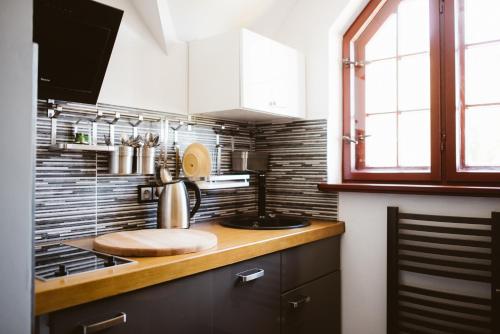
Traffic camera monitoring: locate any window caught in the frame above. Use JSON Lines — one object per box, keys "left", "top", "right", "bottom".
{"left": 342, "top": 0, "right": 500, "bottom": 184}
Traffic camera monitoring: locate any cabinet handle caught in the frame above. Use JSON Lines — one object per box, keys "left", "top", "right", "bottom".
{"left": 289, "top": 295, "right": 311, "bottom": 309}
{"left": 236, "top": 268, "right": 264, "bottom": 282}
{"left": 81, "top": 312, "right": 127, "bottom": 334}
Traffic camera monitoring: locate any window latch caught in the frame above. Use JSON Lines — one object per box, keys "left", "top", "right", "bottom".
{"left": 343, "top": 58, "right": 365, "bottom": 67}
{"left": 343, "top": 134, "right": 371, "bottom": 145}
{"left": 343, "top": 136, "right": 358, "bottom": 144}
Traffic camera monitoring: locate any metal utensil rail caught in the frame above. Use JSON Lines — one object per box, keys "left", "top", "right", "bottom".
{"left": 45, "top": 99, "right": 179, "bottom": 151}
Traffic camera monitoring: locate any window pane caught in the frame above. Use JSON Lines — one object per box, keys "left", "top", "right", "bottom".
{"left": 365, "top": 13, "right": 397, "bottom": 61}
{"left": 349, "top": 0, "right": 433, "bottom": 174}
{"left": 398, "top": 110, "right": 431, "bottom": 167}
{"left": 465, "top": 43, "right": 500, "bottom": 105}
{"left": 464, "top": 107, "right": 500, "bottom": 167}
{"left": 364, "top": 113, "right": 397, "bottom": 167}
{"left": 398, "top": 53, "right": 430, "bottom": 111}
{"left": 398, "top": 0, "right": 430, "bottom": 55}
{"left": 365, "top": 59, "right": 397, "bottom": 114}
{"left": 464, "top": 0, "right": 500, "bottom": 45}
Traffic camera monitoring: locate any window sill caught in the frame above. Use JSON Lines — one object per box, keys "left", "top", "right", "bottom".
{"left": 317, "top": 183, "right": 500, "bottom": 198}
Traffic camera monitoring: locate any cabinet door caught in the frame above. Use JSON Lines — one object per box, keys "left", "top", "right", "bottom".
{"left": 241, "top": 29, "right": 274, "bottom": 113}
{"left": 281, "top": 272, "right": 340, "bottom": 334}
{"left": 269, "top": 42, "right": 305, "bottom": 118}
{"left": 213, "top": 252, "right": 281, "bottom": 334}
{"left": 241, "top": 29, "right": 305, "bottom": 118}
{"left": 269, "top": 41, "right": 292, "bottom": 112}
{"left": 282, "top": 237, "right": 340, "bottom": 292}
{"left": 48, "top": 271, "right": 213, "bottom": 334}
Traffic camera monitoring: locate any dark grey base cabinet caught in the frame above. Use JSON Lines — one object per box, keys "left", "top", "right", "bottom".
{"left": 43, "top": 271, "right": 213, "bottom": 334}
{"left": 213, "top": 252, "right": 281, "bottom": 334}
{"left": 38, "top": 237, "right": 340, "bottom": 334}
{"left": 281, "top": 272, "right": 340, "bottom": 334}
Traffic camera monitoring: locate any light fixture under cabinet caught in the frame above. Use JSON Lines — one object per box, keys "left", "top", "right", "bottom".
{"left": 195, "top": 174, "right": 250, "bottom": 190}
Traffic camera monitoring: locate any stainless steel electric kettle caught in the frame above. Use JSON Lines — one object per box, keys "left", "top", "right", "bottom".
{"left": 157, "top": 180, "right": 201, "bottom": 229}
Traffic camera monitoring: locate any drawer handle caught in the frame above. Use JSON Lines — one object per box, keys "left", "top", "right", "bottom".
{"left": 236, "top": 268, "right": 264, "bottom": 282}
{"left": 289, "top": 295, "right": 311, "bottom": 309}
{"left": 81, "top": 312, "right": 127, "bottom": 334}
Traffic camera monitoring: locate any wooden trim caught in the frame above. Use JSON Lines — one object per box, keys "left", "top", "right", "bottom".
{"left": 318, "top": 183, "right": 500, "bottom": 197}
{"left": 343, "top": 0, "right": 500, "bottom": 184}
{"left": 443, "top": 0, "right": 500, "bottom": 182}
{"left": 343, "top": 0, "right": 386, "bottom": 181}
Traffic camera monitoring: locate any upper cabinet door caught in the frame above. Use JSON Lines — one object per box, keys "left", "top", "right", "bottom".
{"left": 269, "top": 41, "right": 303, "bottom": 116}
{"left": 241, "top": 29, "right": 273, "bottom": 113}
{"left": 241, "top": 30, "right": 305, "bottom": 118}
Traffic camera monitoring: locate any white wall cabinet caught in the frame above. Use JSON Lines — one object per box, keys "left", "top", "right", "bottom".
{"left": 189, "top": 29, "right": 305, "bottom": 122}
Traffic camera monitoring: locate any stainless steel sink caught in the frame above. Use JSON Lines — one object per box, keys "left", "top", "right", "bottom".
{"left": 220, "top": 215, "right": 310, "bottom": 230}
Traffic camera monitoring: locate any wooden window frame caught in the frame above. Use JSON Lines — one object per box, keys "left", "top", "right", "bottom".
{"left": 443, "top": 0, "right": 500, "bottom": 184}
{"left": 342, "top": 0, "right": 500, "bottom": 186}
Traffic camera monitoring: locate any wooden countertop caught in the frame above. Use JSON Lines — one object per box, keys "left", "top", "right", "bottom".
{"left": 35, "top": 220, "right": 345, "bottom": 316}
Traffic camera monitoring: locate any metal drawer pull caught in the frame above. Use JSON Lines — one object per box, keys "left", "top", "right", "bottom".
{"left": 289, "top": 295, "right": 311, "bottom": 309}
{"left": 496, "top": 289, "right": 500, "bottom": 293}
{"left": 236, "top": 268, "right": 264, "bottom": 282}
{"left": 81, "top": 312, "right": 127, "bottom": 334}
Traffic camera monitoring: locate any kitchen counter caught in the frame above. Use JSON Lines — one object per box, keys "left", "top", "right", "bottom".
{"left": 35, "top": 220, "right": 345, "bottom": 315}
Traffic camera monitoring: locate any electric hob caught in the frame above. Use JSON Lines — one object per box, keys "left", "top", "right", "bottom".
{"left": 35, "top": 243, "right": 133, "bottom": 281}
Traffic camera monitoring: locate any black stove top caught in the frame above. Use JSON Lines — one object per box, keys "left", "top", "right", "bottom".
{"left": 35, "top": 243, "right": 133, "bottom": 281}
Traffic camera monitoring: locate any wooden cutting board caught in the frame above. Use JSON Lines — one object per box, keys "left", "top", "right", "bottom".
{"left": 93, "top": 229, "right": 218, "bottom": 257}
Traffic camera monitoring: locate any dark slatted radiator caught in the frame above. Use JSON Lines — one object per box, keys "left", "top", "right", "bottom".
{"left": 387, "top": 207, "right": 499, "bottom": 334}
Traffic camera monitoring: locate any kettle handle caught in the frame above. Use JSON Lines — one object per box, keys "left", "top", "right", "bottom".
{"left": 184, "top": 181, "right": 201, "bottom": 219}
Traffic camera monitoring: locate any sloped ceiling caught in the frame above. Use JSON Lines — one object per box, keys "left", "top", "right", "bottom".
{"left": 131, "top": 0, "right": 298, "bottom": 52}
{"left": 166, "top": 0, "right": 297, "bottom": 41}
{"left": 130, "top": 0, "right": 175, "bottom": 53}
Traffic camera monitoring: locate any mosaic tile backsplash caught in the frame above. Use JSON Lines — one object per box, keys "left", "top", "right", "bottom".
{"left": 256, "top": 120, "right": 338, "bottom": 220}
{"left": 35, "top": 100, "right": 338, "bottom": 243}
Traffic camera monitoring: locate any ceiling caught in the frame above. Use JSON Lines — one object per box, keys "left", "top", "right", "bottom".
{"left": 166, "top": 0, "right": 295, "bottom": 41}
{"left": 131, "top": 0, "right": 298, "bottom": 51}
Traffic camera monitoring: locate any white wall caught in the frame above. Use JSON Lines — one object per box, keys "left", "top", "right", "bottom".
{"left": 339, "top": 193, "right": 500, "bottom": 334}
{"left": 0, "top": 0, "right": 34, "bottom": 332}
{"left": 96, "top": 0, "right": 188, "bottom": 114}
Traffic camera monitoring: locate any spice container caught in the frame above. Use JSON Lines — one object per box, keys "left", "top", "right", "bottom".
{"left": 108, "top": 149, "right": 119, "bottom": 174}
{"left": 119, "top": 146, "right": 134, "bottom": 174}
{"left": 74, "top": 132, "right": 90, "bottom": 144}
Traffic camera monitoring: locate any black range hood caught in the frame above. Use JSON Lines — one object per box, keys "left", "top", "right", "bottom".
{"left": 34, "top": 0, "right": 123, "bottom": 104}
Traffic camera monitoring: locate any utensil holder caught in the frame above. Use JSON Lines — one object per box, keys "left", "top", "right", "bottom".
{"left": 119, "top": 146, "right": 134, "bottom": 174}
{"left": 108, "top": 149, "right": 119, "bottom": 174}
{"left": 135, "top": 147, "right": 144, "bottom": 174}
{"left": 142, "top": 147, "right": 156, "bottom": 175}
{"left": 232, "top": 151, "right": 249, "bottom": 172}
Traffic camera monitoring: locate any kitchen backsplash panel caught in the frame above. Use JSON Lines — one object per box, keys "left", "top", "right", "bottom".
{"left": 256, "top": 120, "right": 338, "bottom": 220}
{"left": 35, "top": 100, "right": 338, "bottom": 243}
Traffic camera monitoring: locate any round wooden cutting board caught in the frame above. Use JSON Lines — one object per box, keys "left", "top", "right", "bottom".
{"left": 93, "top": 229, "right": 218, "bottom": 257}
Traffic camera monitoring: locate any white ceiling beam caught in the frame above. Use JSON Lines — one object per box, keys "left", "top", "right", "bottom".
{"left": 130, "top": 0, "right": 180, "bottom": 54}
